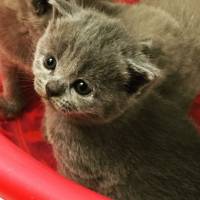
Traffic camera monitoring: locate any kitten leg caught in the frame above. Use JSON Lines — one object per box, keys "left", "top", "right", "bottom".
{"left": 0, "top": 64, "right": 27, "bottom": 119}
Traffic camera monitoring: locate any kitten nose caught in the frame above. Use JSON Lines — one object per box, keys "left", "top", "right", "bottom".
{"left": 45, "top": 80, "right": 65, "bottom": 97}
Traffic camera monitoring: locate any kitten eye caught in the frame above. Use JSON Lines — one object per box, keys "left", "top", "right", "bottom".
{"left": 73, "top": 80, "right": 92, "bottom": 96}
{"left": 32, "top": 0, "right": 50, "bottom": 16}
{"left": 44, "top": 56, "right": 57, "bottom": 70}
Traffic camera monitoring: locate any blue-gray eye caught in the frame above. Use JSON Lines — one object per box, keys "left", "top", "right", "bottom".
{"left": 73, "top": 80, "right": 92, "bottom": 96}
{"left": 44, "top": 56, "right": 57, "bottom": 70}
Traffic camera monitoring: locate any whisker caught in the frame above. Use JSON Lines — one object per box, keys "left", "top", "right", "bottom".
{"left": 19, "top": 87, "right": 34, "bottom": 92}
{"left": 18, "top": 80, "right": 34, "bottom": 84}
{"left": 18, "top": 80, "right": 34, "bottom": 85}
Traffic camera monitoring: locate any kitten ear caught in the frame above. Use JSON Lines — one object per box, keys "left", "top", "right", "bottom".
{"left": 125, "top": 59, "right": 161, "bottom": 95}
{"left": 49, "top": 0, "right": 80, "bottom": 17}
{"left": 140, "top": 39, "right": 163, "bottom": 59}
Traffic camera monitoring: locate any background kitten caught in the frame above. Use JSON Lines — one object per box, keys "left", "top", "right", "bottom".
{"left": 0, "top": 0, "right": 51, "bottom": 118}
{"left": 123, "top": 0, "right": 200, "bottom": 112}
{"left": 0, "top": 0, "right": 116, "bottom": 119}
{"left": 33, "top": 0, "right": 200, "bottom": 199}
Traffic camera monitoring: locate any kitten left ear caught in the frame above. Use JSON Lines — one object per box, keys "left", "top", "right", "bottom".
{"left": 125, "top": 59, "right": 161, "bottom": 95}
{"left": 49, "top": 0, "right": 80, "bottom": 17}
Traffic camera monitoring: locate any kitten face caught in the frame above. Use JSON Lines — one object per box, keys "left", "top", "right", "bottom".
{"left": 33, "top": 0, "right": 160, "bottom": 123}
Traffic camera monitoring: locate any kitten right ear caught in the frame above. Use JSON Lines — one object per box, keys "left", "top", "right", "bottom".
{"left": 125, "top": 59, "right": 161, "bottom": 95}
{"left": 49, "top": 0, "right": 80, "bottom": 18}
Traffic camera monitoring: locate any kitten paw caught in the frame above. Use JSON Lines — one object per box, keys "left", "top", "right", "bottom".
{"left": 0, "top": 97, "right": 24, "bottom": 120}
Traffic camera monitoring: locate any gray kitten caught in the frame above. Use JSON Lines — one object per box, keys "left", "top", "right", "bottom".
{"left": 0, "top": 0, "right": 115, "bottom": 119}
{"left": 33, "top": 0, "right": 200, "bottom": 199}
{"left": 139, "top": 0, "right": 200, "bottom": 112}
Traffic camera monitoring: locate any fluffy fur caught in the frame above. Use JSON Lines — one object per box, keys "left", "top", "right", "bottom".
{"left": 33, "top": 0, "right": 200, "bottom": 199}
{"left": 0, "top": 0, "right": 115, "bottom": 119}
{"left": 0, "top": 0, "right": 51, "bottom": 118}
{"left": 134, "top": 0, "right": 200, "bottom": 111}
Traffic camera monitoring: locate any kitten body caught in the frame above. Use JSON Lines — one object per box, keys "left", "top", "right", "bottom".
{"left": 33, "top": 0, "right": 200, "bottom": 199}
{"left": 0, "top": 0, "right": 115, "bottom": 118}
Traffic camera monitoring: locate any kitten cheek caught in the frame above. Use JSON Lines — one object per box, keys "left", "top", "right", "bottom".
{"left": 34, "top": 79, "right": 47, "bottom": 98}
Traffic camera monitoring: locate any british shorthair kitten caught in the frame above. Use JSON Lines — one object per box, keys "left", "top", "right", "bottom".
{"left": 33, "top": 0, "right": 200, "bottom": 199}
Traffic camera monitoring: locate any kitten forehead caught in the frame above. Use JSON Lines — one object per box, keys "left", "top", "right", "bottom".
{"left": 36, "top": 10, "right": 133, "bottom": 71}
{"left": 45, "top": 8, "right": 131, "bottom": 53}
{"left": 35, "top": 5, "right": 142, "bottom": 87}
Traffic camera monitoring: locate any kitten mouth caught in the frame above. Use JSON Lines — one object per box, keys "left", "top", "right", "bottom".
{"left": 47, "top": 99, "right": 97, "bottom": 119}
{"left": 48, "top": 98, "right": 73, "bottom": 113}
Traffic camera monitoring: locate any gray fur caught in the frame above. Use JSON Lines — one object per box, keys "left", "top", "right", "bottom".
{"left": 121, "top": 0, "right": 200, "bottom": 111}
{"left": 0, "top": 0, "right": 115, "bottom": 119}
{"left": 33, "top": 0, "right": 200, "bottom": 199}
